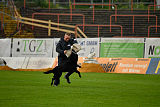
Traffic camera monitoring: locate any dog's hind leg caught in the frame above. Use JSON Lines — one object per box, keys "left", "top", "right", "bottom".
{"left": 64, "top": 72, "right": 73, "bottom": 84}
{"left": 53, "top": 71, "right": 62, "bottom": 86}
{"left": 51, "top": 76, "right": 55, "bottom": 86}
{"left": 75, "top": 70, "right": 81, "bottom": 78}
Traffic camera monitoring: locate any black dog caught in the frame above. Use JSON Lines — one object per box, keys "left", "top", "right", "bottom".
{"left": 44, "top": 50, "right": 81, "bottom": 86}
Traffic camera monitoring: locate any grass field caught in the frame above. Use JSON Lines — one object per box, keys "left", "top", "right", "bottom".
{"left": 0, "top": 70, "right": 160, "bottom": 107}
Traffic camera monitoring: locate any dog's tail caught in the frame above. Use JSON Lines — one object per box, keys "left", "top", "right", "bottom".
{"left": 43, "top": 70, "right": 53, "bottom": 74}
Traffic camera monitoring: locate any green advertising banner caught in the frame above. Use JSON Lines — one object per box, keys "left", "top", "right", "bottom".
{"left": 100, "top": 38, "right": 144, "bottom": 58}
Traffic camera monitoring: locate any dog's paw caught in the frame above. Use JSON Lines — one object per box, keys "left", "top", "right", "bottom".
{"left": 51, "top": 82, "right": 53, "bottom": 86}
{"left": 78, "top": 73, "right": 81, "bottom": 78}
{"left": 64, "top": 75, "right": 71, "bottom": 84}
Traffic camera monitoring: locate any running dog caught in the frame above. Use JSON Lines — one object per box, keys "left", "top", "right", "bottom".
{"left": 44, "top": 44, "right": 81, "bottom": 86}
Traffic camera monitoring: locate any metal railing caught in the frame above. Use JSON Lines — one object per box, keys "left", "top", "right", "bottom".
{"left": 110, "top": 14, "right": 157, "bottom": 34}
{"left": 16, "top": 16, "right": 87, "bottom": 38}
{"left": 148, "top": 25, "right": 160, "bottom": 38}
{"left": 71, "top": 3, "right": 117, "bottom": 23}
{"left": 32, "top": 12, "right": 85, "bottom": 32}
{"left": 148, "top": 5, "right": 160, "bottom": 22}
{"left": 21, "top": 0, "right": 155, "bottom": 10}
{"left": 75, "top": 24, "right": 123, "bottom": 38}
{"left": 1, "top": 0, "right": 88, "bottom": 38}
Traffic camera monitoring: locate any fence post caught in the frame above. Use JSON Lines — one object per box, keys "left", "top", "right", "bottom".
{"left": 110, "top": 16, "right": 112, "bottom": 32}
{"left": 121, "top": 26, "right": 123, "bottom": 38}
{"left": 148, "top": 6, "right": 150, "bottom": 23}
{"left": 74, "top": 0, "right": 75, "bottom": 9}
{"left": 49, "top": 0, "right": 50, "bottom": 10}
{"left": 32, "top": 13, "right": 34, "bottom": 30}
{"left": 133, "top": 16, "right": 134, "bottom": 33}
{"left": 109, "top": 0, "right": 111, "bottom": 10}
{"left": 1, "top": 13, "right": 3, "bottom": 31}
{"left": 114, "top": 5, "right": 117, "bottom": 22}
{"left": 148, "top": 26, "right": 150, "bottom": 38}
{"left": 156, "top": 16, "right": 157, "bottom": 32}
{"left": 93, "top": 5, "right": 95, "bottom": 23}
{"left": 17, "top": 20, "right": 19, "bottom": 30}
{"left": 131, "top": 0, "right": 133, "bottom": 11}
{"left": 70, "top": 4, "right": 72, "bottom": 21}
{"left": 83, "top": 15, "right": 85, "bottom": 32}
{"left": 154, "top": 0, "right": 156, "bottom": 12}
{"left": 75, "top": 25, "right": 78, "bottom": 38}
{"left": 24, "top": 0, "right": 25, "bottom": 9}
{"left": 48, "top": 20, "right": 51, "bottom": 36}
{"left": 98, "top": 25, "right": 99, "bottom": 38}
{"left": 57, "top": 15, "right": 59, "bottom": 31}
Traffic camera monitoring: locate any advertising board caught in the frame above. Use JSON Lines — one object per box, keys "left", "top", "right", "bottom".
{"left": 53, "top": 38, "right": 100, "bottom": 58}
{"left": 12, "top": 38, "right": 54, "bottom": 57}
{"left": 78, "top": 58, "right": 150, "bottom": 74}
{"left": 100, "top": 38, "right": 144, "bottom": 58}
{"left": 0, "top": 39, "right": 11, "bottom": 57}
{"left": 145, "top": 38, "right": 160, "bottom": 58}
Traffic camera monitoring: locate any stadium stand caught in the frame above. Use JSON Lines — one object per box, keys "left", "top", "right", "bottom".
{"left": 19, "top": 8, "right": 160, "bottom": 38}
{"left": 0, "top": 0, "right": 160, "bottom": 38}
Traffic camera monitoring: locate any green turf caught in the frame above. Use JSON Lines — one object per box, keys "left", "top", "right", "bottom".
{"left": 0, "top": 70, "right": 160, "bottom": 107}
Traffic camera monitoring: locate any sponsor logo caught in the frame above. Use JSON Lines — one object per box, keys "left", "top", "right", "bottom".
{"left": 155, "top": 61, "right": 160, "bottom": 74}
{"left": 101, "top": 62, "right": 118, "bottom": 72}
{"left": 22, "top": 40, "right": 45, "bottom": 53}
{"left": 149, "top": 45, "right": 160, "bottom": 56}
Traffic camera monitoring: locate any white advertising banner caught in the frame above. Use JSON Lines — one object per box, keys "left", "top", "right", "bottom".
{"left": 145, "top": 38, "right": 160, "bottom": 58}
{"left": 27, "top": 57, "right": 55, "bottom": 69}
{"left": 1, "top": 57, "right": 26, "bottom": 69}
{"left": 53, "top": 38, "right": 60, "bottom": 58}
{"left": 0, "top": 39, "right": 11, "bottom": 57}
{"left": 77, "top": 38, "right": 99, "bottom": 57}
{"left": 12, "top": 38, "right": 54, "bottom": 57}
{"left": 52, "top": 38, "right": 100, "bottom": 58}
{"left": 1, "top": 57, "right": 55, "bottom": 69}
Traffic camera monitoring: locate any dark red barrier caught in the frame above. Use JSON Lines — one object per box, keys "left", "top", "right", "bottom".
{"left": 1, "top": 13, "right": 3, "bottom": 31}
{"left": 71, "top": 3, "right": 117, "bottom": 22}
{"left": 32, "top": 13, "right": 85, "bottom": 32}
{"left": 110, "top": 14, "right": 157, "bottom": 33}
{"left": 148, "top": 25, "right": 160, "bottom": 38}
{"left": 75, "top": 24, "right": 123, "bottom": 38}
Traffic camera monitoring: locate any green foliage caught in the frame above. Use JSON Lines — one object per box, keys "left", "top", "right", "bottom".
{"left": 0, "top": 70, "right": 160, "bottom": 107}
{"left": 118, "top": 4, "right": 129, "bottom": 10}
{"left": 12, "top": 0, "right": 154, "bottom": 10}
{"left": 137, "top": 2, "right": 148, "bottom": 9}
{"left": 34, "top": 0, "right": 48, "bottom": 8}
